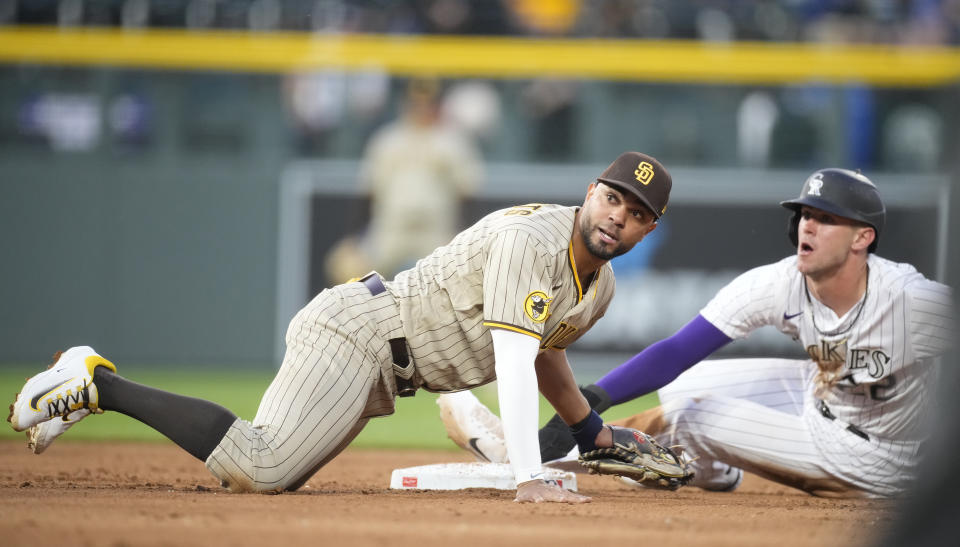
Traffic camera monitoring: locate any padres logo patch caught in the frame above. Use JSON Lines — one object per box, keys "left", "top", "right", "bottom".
{"left": 523, "top": 291, "right": 553, "bottom": 323}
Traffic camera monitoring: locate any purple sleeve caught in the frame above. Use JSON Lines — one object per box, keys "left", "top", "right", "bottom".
{"left": 595, "top": 314, "right": 732, "bottom": 405}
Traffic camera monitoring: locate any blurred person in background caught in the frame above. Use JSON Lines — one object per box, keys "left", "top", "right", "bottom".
{"left": 325, "top": 77, "right": 484, "bottom": 282}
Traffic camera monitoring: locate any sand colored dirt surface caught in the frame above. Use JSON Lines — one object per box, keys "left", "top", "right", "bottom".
{"left": 0, "top": 440, "right": 896, "bottom": 547}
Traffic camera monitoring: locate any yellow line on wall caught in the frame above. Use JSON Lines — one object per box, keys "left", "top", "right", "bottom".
{"left": 1, "top": 26, "right": 958, "bottom": 86}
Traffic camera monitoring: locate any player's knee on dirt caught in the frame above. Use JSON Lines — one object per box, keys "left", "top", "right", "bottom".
{"left": 204, "top": 420, "right": 311, "bottom": 493}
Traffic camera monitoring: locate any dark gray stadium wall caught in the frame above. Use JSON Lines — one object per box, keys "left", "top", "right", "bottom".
{"left": 0, "top": 71, "right": 286, "bottom": 366}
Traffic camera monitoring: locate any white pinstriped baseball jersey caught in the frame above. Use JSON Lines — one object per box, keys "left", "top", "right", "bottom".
{"left": 206, "top": 202, "right": 616, "bottom": 492}
{"left": 664, "top": 254, "right": 953, "bottom": 497}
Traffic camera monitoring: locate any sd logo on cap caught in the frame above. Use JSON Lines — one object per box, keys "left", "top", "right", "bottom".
{"left": 596, "top": 151, "right": 672, "bottom": 218}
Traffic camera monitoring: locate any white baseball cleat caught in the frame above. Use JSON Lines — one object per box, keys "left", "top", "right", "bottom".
{"left": 707, "top": 464, "right": 744, "bottom": 492}
{"left": 437, "top": 391, "right": 509, "bottom": 463}
{"left": 7, "top": 346, "right": 116, "bottom": 433}
{"left": 27, "top": 408, "right": 91, "bottom": 454}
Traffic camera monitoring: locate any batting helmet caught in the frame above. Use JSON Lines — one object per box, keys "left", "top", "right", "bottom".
{"left": 780, "top": 168, "right": 886, "bottom": 253}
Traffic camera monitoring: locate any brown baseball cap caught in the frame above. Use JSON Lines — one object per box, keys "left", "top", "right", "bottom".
{"left": 595, "top": 151, "right": 672, "bottom": 219}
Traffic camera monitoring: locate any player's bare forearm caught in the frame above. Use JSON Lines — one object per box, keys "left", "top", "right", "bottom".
{"left": 515, "top": 479, "right": 591, "bottom": 503}
{"left": 534, "top": 349, "right": 591, "bottom": 425}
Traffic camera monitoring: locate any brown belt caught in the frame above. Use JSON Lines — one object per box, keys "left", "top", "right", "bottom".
{"left": 360, "top": 273, "right": 416, "bottom": 397}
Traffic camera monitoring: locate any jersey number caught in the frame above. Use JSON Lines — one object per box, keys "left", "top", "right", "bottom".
{"left": 838, "top": 374, "right": 897, "bottom": 402}
{"left": 504, "top": 204, "right": 543, "bottom": 216}
{"left": 540, "top": 322, "right": 579, "bottom": 350}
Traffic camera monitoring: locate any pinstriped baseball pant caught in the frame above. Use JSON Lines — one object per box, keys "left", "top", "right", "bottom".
{"left": 205, "top": 283, "right": 405, "bottom": 492}
{"left": 654, "top": 358, "right": 862, "bottom": 496}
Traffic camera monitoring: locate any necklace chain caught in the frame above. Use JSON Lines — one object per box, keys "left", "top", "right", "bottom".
{"left": 803, "top": 265, "right": 869, "bottom": 337}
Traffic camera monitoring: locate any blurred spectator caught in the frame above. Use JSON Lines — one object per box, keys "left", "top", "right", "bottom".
{"left": 881, "top": 102, "right": 943, "bottom": 172}
{"left": 282, "top": 69, "right": 390, "bottom": 155}
{"left": 659, "top": 101, "right": 704, "bottom": 162}
{"left": 17, "top": 92, "right": 102, "bottom": 151}
{"left": 768, "top": 85, "right": 829, "bottom": 168}
{"left": 521, "top": 79, "right": 580, "bottom": 160}
{"left": 107, "top": 92, "right": 154, "bottom": 150}
{"left": 440, "top": 80, "right": 503, "bottom": 144}
{"left": 844, "top": 85, "right": 876, "bottom": 169}
{"left": 283, "top": 71, "right": 348, "bottom": 154}
{"left": 506, "top": 0, "right": 581, "bottom": 35}
{"left": 694, "top": 6, "right": 735, "bottom": 41}
{"left": 736, "top": 90, "right": 780, "bottom": 167}
{"left": 575, "top": 0, "right": 670, "bottom": 38}
{"left": 325, "top": 78, "right": 484, "bottom": 282}
{"left": 2, "top": 1, "right": 957, "bottom": 44}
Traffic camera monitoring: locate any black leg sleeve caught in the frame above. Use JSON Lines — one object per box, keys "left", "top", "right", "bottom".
{"left": 539, "top": 384, "right": 613, "bottom": 462}
{"left": 94, "top": 368, "right": 238, "bottom": 462}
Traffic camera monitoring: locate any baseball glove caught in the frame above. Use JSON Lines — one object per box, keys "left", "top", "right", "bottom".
{"left": 578, "top": 425, "right": 694, "bottom": 490}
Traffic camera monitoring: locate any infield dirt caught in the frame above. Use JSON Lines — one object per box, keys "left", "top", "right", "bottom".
{"left": 0, "top": 440, "right": 895, "bottom": 546}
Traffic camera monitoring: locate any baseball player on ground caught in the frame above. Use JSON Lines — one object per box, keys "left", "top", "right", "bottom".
{"left": 442, "top": 168, "right": 953, "bottom": 498}
{"left": 8, "top": 151, "right": 683, "bottom": 503}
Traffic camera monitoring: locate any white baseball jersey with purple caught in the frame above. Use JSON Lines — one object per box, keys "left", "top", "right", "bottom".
{"left": 659, "top": 254, "right": 952, "bottom": 497}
